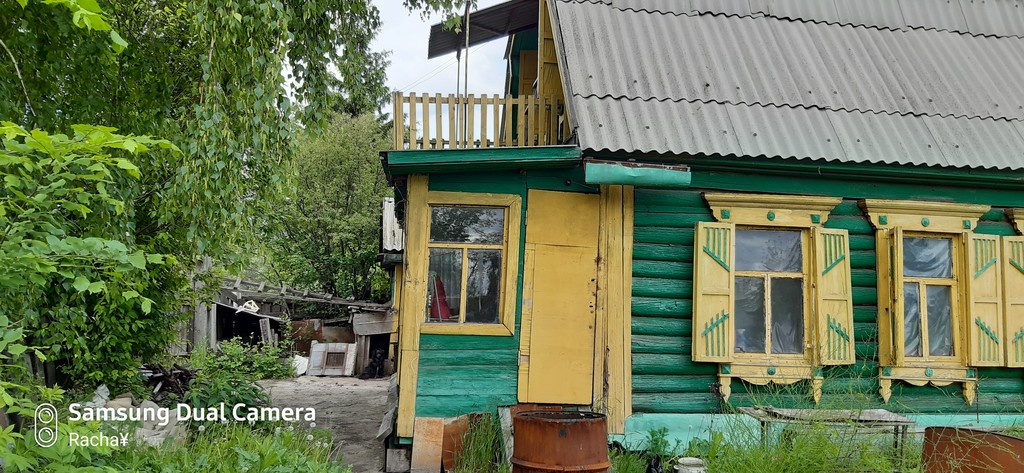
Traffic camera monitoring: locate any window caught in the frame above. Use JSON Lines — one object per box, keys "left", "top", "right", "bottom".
{"left": 426, "top": 206, "right": 505, "bottom": 324}
{"left": 417, "top": 191, "right": 521, "bottom": 336}
{"left": 901, "top": 236, "right": 957, "bottom": 359}
{"left": 693, "top": 193, "right": 849, "bottom": 404}
{"left": 734, "top": 229, "right": 807, "bottom": 356}
{"left": 863, "top": 199, "right": 996, "bottom": 405}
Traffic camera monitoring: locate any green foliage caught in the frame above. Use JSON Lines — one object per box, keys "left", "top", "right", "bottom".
{"left": 609, "top": 449, "right": 647, "bottom": 473}
{"left": 185, "top": 375, "right": 269, "bottom": 418}
{"left": 191, "top": 338, "right": 294, "bottom": 381}
{"left": 258, "top": 114, "right": 392, "bottom": 300}
{"left": 451, "top": 414, "right": 509, "bottom": 473}
{"left": 0, "top": 122, "right": 187, "bottom": 392}
{"left": 107, "top": 422, "right": 350, "bottom": 472}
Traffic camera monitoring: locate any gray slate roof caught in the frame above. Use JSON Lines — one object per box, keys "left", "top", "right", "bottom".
{"left": 552, "top": 0, "right": 1024, "bottom": 170}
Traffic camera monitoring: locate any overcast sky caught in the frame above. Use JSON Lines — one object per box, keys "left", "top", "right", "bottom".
{"left": 372, "top": 0, "right": 509, "bottom": 97}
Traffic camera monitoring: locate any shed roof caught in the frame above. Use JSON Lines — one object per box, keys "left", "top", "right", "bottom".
{"left": 552, "top": 0, "right": 1024, "bottom": 170}
{"left": 427, "top": 0, "right": 538, "bottom": 58}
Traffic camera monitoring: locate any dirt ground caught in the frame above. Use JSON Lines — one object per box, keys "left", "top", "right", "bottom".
{"left": 260, "top": 376, "right": 390, "bottom": 472}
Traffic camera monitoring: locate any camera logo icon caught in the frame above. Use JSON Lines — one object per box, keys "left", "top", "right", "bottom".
{"left": 34, "top": 403, "right": 58, "bottom": 448}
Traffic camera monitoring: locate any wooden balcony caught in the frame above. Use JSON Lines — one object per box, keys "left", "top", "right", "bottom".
{"left": 392, "top": 92, "right": 569, "bottom": 150}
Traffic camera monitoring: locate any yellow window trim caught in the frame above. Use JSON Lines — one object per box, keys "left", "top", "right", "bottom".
{"left": 866, "top": 200, "right": 993, "bottom": 406}
{"left": 699, "top": 194, "right": 844, "bottom": 404}
{"left": 705, "top": 192, "right": 841, "bottom": 227}
{"left": 863, "top": 199, "right": 990, "bottom": 233}
{"left": 1005, "top": 209, "right": 1024, "bottom": 234}
{"left": 419, "top": 190, "right": 522, "bottom": 337}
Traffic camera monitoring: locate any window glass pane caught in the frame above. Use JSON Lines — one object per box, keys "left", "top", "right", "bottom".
{"left": 735, "top": 276, "right": 766, "bottom": 353}
{"left": 903, "top": 237, "right": 953, "bottom": 278}
{"left": 430, "top": 207, "right": 505, "bottom": 244}
{"left": 770, "top": 277, "right": 804, "bottom": 354}
{"left": 736, "top": 229, "right": 802, "bottom": 272}
{"left": 903, "top": 283, "right": 922, "bottom": 357}
{"left": 927, "top": 285, "right": 954, "bottom": 357}
{"left": 465, "top": 249, "right": 502, "bottom": 324}
{"left": 427, "top": 248, "right": 463, "bottom": 322}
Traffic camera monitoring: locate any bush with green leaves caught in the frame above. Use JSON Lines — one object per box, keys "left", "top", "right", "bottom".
{"left": 191, "top": 338, "right": 294, "bottom": 381}
{"left": 0, "top": 122, "right": 188, "bottom": 393}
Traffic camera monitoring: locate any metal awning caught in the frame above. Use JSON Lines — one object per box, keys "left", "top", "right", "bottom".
{"left": 427, "top": 0, "right": 538, "bottom": 59}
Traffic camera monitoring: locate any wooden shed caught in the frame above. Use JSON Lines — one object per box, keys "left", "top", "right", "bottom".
{"left": 380, "top": 0, "right": 1024, "bottom": 457}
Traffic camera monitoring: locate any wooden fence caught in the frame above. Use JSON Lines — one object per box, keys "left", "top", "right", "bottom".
{"left": 392, "top": 92, "right": 568, "bottom": 150}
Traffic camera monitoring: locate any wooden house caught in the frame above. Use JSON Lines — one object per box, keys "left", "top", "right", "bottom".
{"left": 381, "top": 0, "right": 1024, "bottom": 453}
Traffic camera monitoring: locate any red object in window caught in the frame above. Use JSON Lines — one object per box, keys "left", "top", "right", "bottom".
{"left": 431, "top": 274, "right": 453, "bottom": 320}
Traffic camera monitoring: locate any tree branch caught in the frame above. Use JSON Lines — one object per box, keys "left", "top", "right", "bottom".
{"left": 0, "top": 37, "right": 35, "bottom": 118}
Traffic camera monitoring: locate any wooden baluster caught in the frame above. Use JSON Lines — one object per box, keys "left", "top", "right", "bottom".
{"left": 393, "top": 92, "right": 404, "bottom": 149}
{"left": 527, "top": 94, "right": 536, "bottom": 146}
{"left": 421, "top": 94, "right": 430, "bottom": 149}
{"left": 492, "top": 94, "right": 500, "bottom": 147}
{"left": 517, "top": 96, "right": 527, "bottom": 147}
{"left": 434, "top": 94, "right": 442, "bottom": 148}
{"left": 480, "top": 95, "right": 488, "bottom": 148}
{"left": 408, "top": 93, "right": 418, "bottom": 149}
{"left": 448, "top": 94, "right": 456, "bottom": 149}
{"left": 548, "top": 97, "right": 557, "bottom": 145}
{"left": 504, "top": 95, "right": 513, "bottom": 146}
{"left": 466, "top": 94, "right": 476, "bottom": 148}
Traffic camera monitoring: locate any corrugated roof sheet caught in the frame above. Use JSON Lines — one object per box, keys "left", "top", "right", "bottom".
{"left": 553, "top": 0, "right": 1024, "bottom": 170}
{"left": 611, "top": 0, "right": 1024, "bottom": 38}
{"left": 427, "top": 0, "right": 538, "bottom": 58}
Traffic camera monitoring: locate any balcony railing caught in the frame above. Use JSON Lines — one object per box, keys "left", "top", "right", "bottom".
{"left": 392, "top": 92, "right": 568, "bottom": 150}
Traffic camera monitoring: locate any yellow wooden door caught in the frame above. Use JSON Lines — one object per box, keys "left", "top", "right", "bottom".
{"left": 518, "top": 190, "right": 600, "bottom": 404}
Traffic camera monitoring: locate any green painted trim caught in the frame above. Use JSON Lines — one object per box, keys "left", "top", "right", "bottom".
{"left": 584, "top": 161, "right": 691, "bottom": 187}
{"left": 620, "top": 413, "right": 1024, "bottom": 452}
{"left": 397, "top": 437, "right": 412, "bottom": 445}
{"left": 384, "top": 146, "right": 581, "bottom": 174}
{"left": 585, "top": 153, "right": 1024, "bottom": 190}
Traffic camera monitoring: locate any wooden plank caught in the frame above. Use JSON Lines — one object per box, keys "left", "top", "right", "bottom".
{"left": 467, "top": 94, "right": 476, "bottom": 148}
{"left": 517, "top": 247, "right": 535, "bottom": 402}
{"left": 527, "top": 94, "right": 536, "bottom": 146}
{"left": 492, "top": 94, "right": 500, "bottom": 147}
{"left": 421, "top": 94, "right": 430, "bottom": 149}
{"left": 394, "top": 92, "right": 405, "bottom": 149}
{"left": 448, "top": 94, "right": 456, "bottom": 150}
{"left": 517, "top": 96, "right": 526, "bottom": 147}
{"left": 622, "top": 189, "right": 634, "bottom": 419}
{"left": 410, "top": 417, "right": 444, "bottom": 473}
{"left": 593, "top": 186, "right": 611, "bottom": 415}
{"left": 604, "top": 185, "right": 627, "bottom": 433}
{"left": 396, "top": 175, "right": 429, "bottom": 438}
{"left": 479, "top": 95, "right": 487, "bottom": 148}
{"left": 409, "top": 92, "right": 418, "bottom": 149}
{"left": 435, "top": 94, "right": 442, "bottom": 148}
{"left": 505, "top": 95, "right": 516, "bottom": 146}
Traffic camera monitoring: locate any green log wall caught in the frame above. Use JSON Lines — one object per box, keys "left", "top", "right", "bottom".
{"left": 631, "top": 169, "right": 1024, "bottom": 415}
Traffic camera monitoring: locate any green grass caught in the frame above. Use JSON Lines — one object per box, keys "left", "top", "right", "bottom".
{"left": 451, "top": 414, "right": 510, "bottom": 473}
{"left": 105, "top": 422, "right": 349, "bottom": 473}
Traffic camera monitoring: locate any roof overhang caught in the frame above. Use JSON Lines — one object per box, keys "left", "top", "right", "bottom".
{"left": 381, "top": 145, "right": 581, "bottom": 177}
{"left": 427, "top": 0, "right": 539, "bottom": 59}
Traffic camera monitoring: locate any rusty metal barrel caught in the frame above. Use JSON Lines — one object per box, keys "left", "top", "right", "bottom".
{"left": 511, "top": 411, "right": 611, "bottom": 473}
{"left": 922, "top": 427, "right": 1024, "bottom": 473}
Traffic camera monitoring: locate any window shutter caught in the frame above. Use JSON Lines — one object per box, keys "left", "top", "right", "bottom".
{"left": 1001, "top": 236, "right": 1024, "bottom": 368}
{"left": 813, "top": 227, "right": 854, "bottom": 365}
{"left": 886, "top": 227, "right": 907, "bottom": 367}
{"left": 692, "top": 221, "right": 735, "bottom": 363}
{"left": 967, "top": 233, "right": 1004, "bottom": 366}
